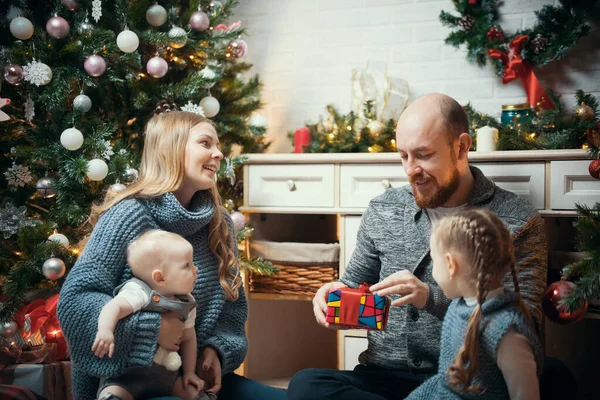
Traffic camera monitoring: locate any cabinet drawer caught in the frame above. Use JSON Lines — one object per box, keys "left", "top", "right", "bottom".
{"left": 344, "top": 336, "right": 368, "bottom": 370}
{"left": 248, "top": 164, "right": 335, "bottom": 208}
{"left": 550, "top": 160, "right": 600, "bottom": 210}
{"left": 473, "top": 163, "right": 545, "bottom": 210}
{"left": 340, "top": 164, "right": 408, "bottom": 208}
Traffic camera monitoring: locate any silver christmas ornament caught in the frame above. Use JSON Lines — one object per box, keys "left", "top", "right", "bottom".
{"left": 146, "top": 4, "right": 168, "bottom": 27}
{"left": 78, "top": 19, "right": 94, "bottom": 36}
{"left": 42, "top": 257, "right": 66, "bottom": 280}
{"left": 124, "top": 167, "right": 139, "bottom": 182}
{"left": 0, "top": 321, "right": 18, "bottom": 337}
{"left": 168, "top": 26, "right": 187, "bottom": 49}
{"left": 73, "top": 93, "right": 92, "bottom": 113}
{"left": 36, "top": 177, "right": 57, "bottom": 198}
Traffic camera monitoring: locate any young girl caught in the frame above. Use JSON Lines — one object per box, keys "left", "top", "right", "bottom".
{"left": 57, "top": 112, "right": 286, "bottom": 400}
{"left": 406, "top": 209, "right": 543, "bottom": 400}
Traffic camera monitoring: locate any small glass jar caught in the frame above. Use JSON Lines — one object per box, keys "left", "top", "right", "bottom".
{"left": 501, "top": 103, "right": 533, "bottom": 126}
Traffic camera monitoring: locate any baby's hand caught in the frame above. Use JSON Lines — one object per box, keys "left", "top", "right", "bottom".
{"left": 92, "top": 330, "right": 115, "bottom": 358}
{"left": 183, "top": 371, "right": 205, "bottom": 392}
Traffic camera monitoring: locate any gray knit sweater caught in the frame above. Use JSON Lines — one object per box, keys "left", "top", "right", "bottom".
{"left": 57, "top": 191, "right": 248, "bottom": 400}
{"left": 405, "top": 290, "right": 543, "bottom": 399}
{"left": 342, "top": 166, "right": 547, "bottom": 372}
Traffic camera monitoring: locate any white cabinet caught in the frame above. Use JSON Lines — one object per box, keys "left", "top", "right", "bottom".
{"left": 344, "top": 336, "right": 369, "bottom": 370}
{"left": 474, "top": 162, "right": 545, "bottom": 209}
{"left": 340, "top": 165, "right": 408, "bottom": 208}
{"left": 550, "top": 160, "right": 600, "bottom": 210}
{"left": 248, "top": 164, "right": 335, "bottom": 208}
{"left": 242, "top": 150, "right": 591, "bottom": 380}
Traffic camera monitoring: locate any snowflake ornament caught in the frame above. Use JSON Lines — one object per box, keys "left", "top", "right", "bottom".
{"left": 102, "top": 140, "right": 114, "bottom": 160}
{"left": 4, "top": 162, "right": 33, "bottom": 189}
{"left": 92, "top": 0, "right": 102, "bottom": 22}
{"left": 224, "top": 157, "right": 236, "bottom": 185}
{"left": 24, "top": 95, "right": 35, "bottom": 122}
{"left": 23, "top": 60, "right": 52, "bottom": 87}
{"left": 200, "top": 67, "right": 217, "bottom": 80}
{"left": 181, "top": 101, "right": 205, "bottom": 116}
{"left": 118, "top": 149, "right": 128, "bottom": 156}
{"left": 0, "top": 203, "right": 35, "bottom": 239}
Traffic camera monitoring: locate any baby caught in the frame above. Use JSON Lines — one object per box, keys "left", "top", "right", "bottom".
{"left": 92, "top": 230, "right": 208, "bottom": 400}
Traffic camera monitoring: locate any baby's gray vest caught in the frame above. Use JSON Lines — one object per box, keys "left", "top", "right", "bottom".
{"left": 113, "top": 277, "right": 196, "bottom": 321}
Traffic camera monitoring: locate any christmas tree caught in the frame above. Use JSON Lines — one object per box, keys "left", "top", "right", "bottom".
{"left": 0, "top": 0, "right": 273, "bottom": 322}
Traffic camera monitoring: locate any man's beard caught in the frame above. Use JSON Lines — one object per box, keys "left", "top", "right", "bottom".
{"left": 410, "top": 166, "right": 460, "bottom": 209}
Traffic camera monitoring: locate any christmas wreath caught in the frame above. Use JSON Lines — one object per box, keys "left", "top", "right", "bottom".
{"left": 439, "top": 0, "right": 599, "bottom": 109}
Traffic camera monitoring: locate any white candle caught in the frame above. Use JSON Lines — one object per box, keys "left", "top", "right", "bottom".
{"left": 476, "top": 126, "right": 499, "bottom": 152}
{"left": 48, "top": 232, "right": 70, "bottom": 248}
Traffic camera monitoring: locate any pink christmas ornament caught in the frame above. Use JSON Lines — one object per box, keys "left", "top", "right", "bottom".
{"left": 189, "top": 11, "right": 210, "bottom": 32}
{"left": 227, "top": 39, "right": 247, "bottom": 59}
{"left": 3, "top": 64, "right": 24, "bottom": 85}
{"left": 84, "top": 55, "right": 106, "bottom": 77}
{"left": 230, "top": 211, "right": 247, "bottom": 231}
{"left": 146, "top": 56, "right": 168, "bottom": 78}
{"left": 46, "top": 16, "right": 70, "bottom": 39}
{"left": 61, "top": 0, "right": 80, "bottom": 11}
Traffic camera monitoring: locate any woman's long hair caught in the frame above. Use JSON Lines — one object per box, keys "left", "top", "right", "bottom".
{"left": 431, "top": 209, "right": 531, "bottom": 392}
{"left": 83, "top": 111, "right": 241, "bottom": 301}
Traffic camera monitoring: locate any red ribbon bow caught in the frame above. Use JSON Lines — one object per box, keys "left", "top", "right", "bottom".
{"left": 14, "top": 294, "right": 60, "bottom": 338}
{"left": 489, "top": 35, "right": 554, "bottom": 110}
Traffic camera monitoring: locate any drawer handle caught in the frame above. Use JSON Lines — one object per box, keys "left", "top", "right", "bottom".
{"left": 287, "top": 180, "right": 296, "bottom": 191}
{"left": 381, "top": 179, "right": 392, "bottom": 190}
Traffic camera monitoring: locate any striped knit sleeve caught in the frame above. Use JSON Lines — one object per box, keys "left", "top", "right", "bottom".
{"left": 57, "top": 200, "right": 160, "bottom": 378}
{"left": 201, "top": 211, "right": 248, "bottom": 374}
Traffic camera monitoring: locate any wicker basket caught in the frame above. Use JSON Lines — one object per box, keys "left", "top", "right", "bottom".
{"left": 249, "top": 240, "right": 340, "bottom": 296}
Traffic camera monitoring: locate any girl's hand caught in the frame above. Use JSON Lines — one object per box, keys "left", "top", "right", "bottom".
{"left": 92, "top": 330, "right": 115, "bottom": 358}
{"left": 196, "top": 346, "right": 222, "bottom": 394}
{"left": 183, "top": 371, "right": 205, "bottom": 391}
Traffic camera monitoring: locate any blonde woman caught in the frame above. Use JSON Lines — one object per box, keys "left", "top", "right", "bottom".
{"left": 57, "top": 112, "right": 286, "bottom": 400}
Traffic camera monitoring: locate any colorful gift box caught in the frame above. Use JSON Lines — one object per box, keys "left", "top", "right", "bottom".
{"left": 326, "top": 283, "right": 390, "bottom": 330}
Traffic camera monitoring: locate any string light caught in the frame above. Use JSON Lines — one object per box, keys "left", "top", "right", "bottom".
{"left": 346, "top": 126, "right": 352, "bottom": 131}
{"left": 391, "top": 139, "right": 396, "bottom": 145}
{"left": 582, "top": 143, "right": 589, "bottom": 149}
{"left": 368, "top": 146, "right": 373, "bottom": 152}
{"left": 329, "top": 133, "right": 334, "bottom": 139}
{"left": 71, "top": 248, "right": 80, "bottom": 255}
{"left": 529, "top": 133, "right": 536, "bottom": 139}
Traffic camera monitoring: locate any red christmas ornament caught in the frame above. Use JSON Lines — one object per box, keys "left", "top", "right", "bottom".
{"left": 542, "top": 280, "right": 588, "bottom": 325}
{"left": 487, "top": 27, "right": 504, "bottom": 41}
{"left": 589, "top": 159, "right": 600, "bottom": 179}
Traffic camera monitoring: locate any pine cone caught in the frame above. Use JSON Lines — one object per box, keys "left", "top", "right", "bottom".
{"left": 459, "top": 16, "right": 475, "bottom": 32}
{"left": 531, "top": 34, "right": 548, "bottom": 54}
{"left": 154, "top": 100, "right": 179, "bottom": 114}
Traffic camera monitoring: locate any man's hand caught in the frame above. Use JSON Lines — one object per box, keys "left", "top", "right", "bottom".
{"left": 158, "top": 311, "right": 185, "bottom": 352}
{"left": 92, "top": 329, "right": 115, "bottom": 358}
{"left": 312, "top": 281, "right": 347, "bottom": 328}
{"left": 196, "top": 346, "right": 222, "bottom": 394}
{"left": 370, "top": 270, "right": 429, "bottom": 309}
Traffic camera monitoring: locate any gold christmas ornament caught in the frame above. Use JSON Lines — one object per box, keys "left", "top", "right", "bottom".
{"left": 574, "top": 104, "right": 594, "bottom": 120}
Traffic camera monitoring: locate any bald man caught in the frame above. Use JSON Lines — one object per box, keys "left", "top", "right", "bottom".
{"left": 287, "top": 94, "right": 548, "bottom": 400}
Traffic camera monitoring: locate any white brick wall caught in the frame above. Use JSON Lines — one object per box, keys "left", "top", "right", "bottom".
{"left": 232, "top": 0, "right": 600, "bottom": 153}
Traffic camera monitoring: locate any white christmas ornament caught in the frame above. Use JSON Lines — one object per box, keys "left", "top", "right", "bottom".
{"left": 116, "top": 29, "right": 139, "bottom": 53}
{"left": 87, "top": 158, "right": 108, "bottom": 181}
{"left": 73, "top": 93, "right": 92, "bottom": 112}
{"left": 168, "top": 26, "right": 187, "bottom": 49}
{"left": 110, "top": 182, "right": 127, "bottom": 192}
{"left": 180, "top": 101, "right": 205, "bottom": 116}
{"left": 60, "top": 127, "right": 84, "bottom": 150}
{"left": 249, "top": 114, "right": 267, "bottom": 128}
{"left": 367, "top": 120, "right": 384, "bottom": 136}
{"left": 23, "top": 60, "right": 52, "bottom": 86}
{"left": 200, "top": 96, "right": 219, "bottom": 118}
{"left": 10, "top": 17, "right": 34, "bottom": 40}
{"left": 48, "top": 232, "right": 70, "bottom": 248}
